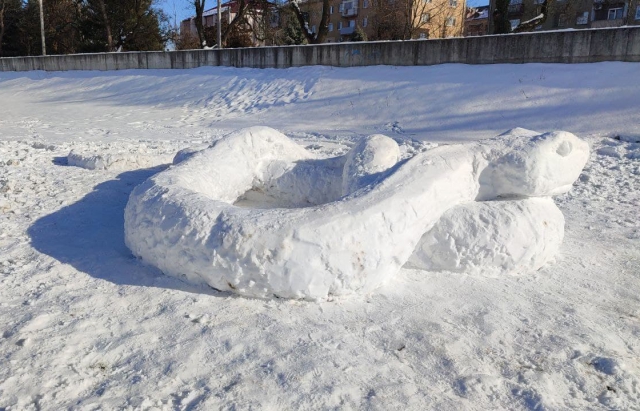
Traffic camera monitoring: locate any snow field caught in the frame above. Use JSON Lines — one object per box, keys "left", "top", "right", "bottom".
{"left": 0, "top": 63, "right": 639, "bottom": 409}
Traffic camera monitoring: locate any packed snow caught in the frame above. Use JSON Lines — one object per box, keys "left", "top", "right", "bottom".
{"left": 1, "top": 63, "right": 639, "bottom": 409}
{"left": 125, "top": 127, "right": 587, "bottom": 300}
{"left": 408, "top": 197, "right": 565, "bottom": 276}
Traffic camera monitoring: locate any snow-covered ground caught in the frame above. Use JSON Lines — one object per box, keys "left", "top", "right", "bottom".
{"left": 0, "top": 63, "right": 639, "bottom": 409}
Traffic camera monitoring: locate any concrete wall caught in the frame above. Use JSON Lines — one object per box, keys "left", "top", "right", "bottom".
{"left": 1, "top": 27, "right": 639, "bottom": 72}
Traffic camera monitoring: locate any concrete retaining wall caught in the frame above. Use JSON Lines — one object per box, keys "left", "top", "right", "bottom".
{"left": 1, "top": 27, "right": 639, "bottom": 72}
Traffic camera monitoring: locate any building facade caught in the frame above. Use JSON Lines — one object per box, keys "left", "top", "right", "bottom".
{"left": 181, "top": 0, "right": 467, "bottom": 46}
{"left": 465, "top": 5, "right": 489, "bottom": 36}
{"left": 489, "top": 0, "right": 640, "bottom": 32}
{"left": 298, "top": 0, "right": 467, "bottom": 41}
{"left": 180, "top": 0, "right": 275, "bottom": 47}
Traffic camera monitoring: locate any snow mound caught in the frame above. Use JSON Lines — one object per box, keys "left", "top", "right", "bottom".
{"left": 342, "top": 134, "right": 400, "bottom": 195}
{"left": 407, "top": 198, "right": 564, "bottom": 276}
{"left": 67, "top": 150, "right": 160, "bottom": 171}
{"left": 124, "top": 127, "right": 588, "bottom": 300}
{"left": 172, "top": 144, "right": 210, "bottom": 165}
{"left": 478, "top": 130, "right": 590, "bottom": 199}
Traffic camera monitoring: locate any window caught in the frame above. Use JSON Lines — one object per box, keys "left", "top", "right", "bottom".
{"left": 636, "top": 6, "right": 640, "bottom": 20}
{"left": 608, "top": 7, "right": 623, "bottom": 20}
{"left": 349, "top": 19, "right": 356, "bottom": 27}
{"left": 363, "top": 0, "right": 369, "bottom": 8}
{"left": 576, "top": 11, "right": 588, "bottom": 25}
{"left": 423, "top": 0, "right": 432, "bottom": 3}
{"left": 330, "top": 5, "right": 334, "bottom": 14}
{"left": 449, "top": 0, "right": 457, "bottom": 6}
{"left": 339, "top": 3, "right": 344, "bottom": 12}
{"left": 419, "top": 33, "right": 426, "bottom": 39}
{"left": 421, "top": 13, "right": 430, "bottom": 23}
{"left": 311, "top": 25, "right": 316, "bottom": 34}
{"left": 510, "top": 0, "right": 523, "bottom": 4}
{"left": 338, "top": 21, "right": 343, "bottom": 29}
{"left": 445, "top": 17, "right": 456, "bottom": 26}
{"left": 363, "top": 17, "right": 368, "bottom": 27}
{"left": 329, "top": 23, "right": 334, "bottom": 31}
{"left": 556, "top": 13, "right": 568, "bottom": 27}
{"left": 510, "top": 19, "right": 520, "bottom": 29}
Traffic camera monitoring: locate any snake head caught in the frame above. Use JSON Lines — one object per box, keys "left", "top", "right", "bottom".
{"left": 477, "top": 130, "right": 590, "bottom": 200}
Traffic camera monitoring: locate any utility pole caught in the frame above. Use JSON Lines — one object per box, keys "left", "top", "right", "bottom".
{"left": 39, "top": 0, "right": 46, "bottom": 55}
{"left": 217, "top": 0, "right": 222, "bottom": 48}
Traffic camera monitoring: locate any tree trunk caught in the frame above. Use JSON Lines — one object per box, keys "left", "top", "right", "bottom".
{"left": 289, "top": 0, "right": 329, "bottom": 44}
{"left": 0, "top": 0, "right": 5, "bottom": 56}
{"left": 221, "top": 0, "right": 247, "bottom": 46}
{"left": 493, "top": 0, "right": 511, "bottom": 34}
{"left": 98, "top": 0, "right": 114, "bottom": 51}
{"left": 512, "top": 0, "right": 547, "bottom": 33}
{"left": 194, "top": 0, "right": 205, "bottom": 47}
{"left": 314, "top": 0, "right": 330, "bottom": 43}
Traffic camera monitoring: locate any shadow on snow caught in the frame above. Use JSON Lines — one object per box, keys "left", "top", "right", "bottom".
{"left": 27, "top": 165, "right": 224, "bottom": 296}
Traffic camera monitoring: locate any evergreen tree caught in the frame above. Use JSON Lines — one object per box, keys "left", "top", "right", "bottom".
{"left": 350, "top": 26, "right": 367, "bottom": 42}
{"left": 282, "top": 8, "right": 305, "bottom": 45}
{"left": 0, "top": 0, "right": 22, "bottom": 56}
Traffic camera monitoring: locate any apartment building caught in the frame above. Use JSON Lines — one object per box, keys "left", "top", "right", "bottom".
{"left": 490, "top": 0, "right": 640, "bottom": 32}
{"left": 465, "top": 5, "right": 489, "bottom": 36}
{"left": 180, "top": 0, "right": 275, "bottom": 47}
{"left": 300, "top": 0, "right": 467, "bottom": 41}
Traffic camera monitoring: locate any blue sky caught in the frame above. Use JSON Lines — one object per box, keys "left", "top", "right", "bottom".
{"left": 158, "top": 0, "right": 194, "bottom": 26}
{"left": 467, "top": 0, "right": 489, "bottom": 7}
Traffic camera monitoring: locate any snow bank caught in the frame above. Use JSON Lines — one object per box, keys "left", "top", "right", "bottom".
{"left": 67, "top": 150, "right": 162, "bottom": 171}
{"left": 407, "top": 198, "right": 564, "bottom": 276}
{"left": 124, "top": 127, "right": 589, "bottom": 300}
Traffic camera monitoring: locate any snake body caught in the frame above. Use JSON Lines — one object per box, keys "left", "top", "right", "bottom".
{"left": 124, "top": 127, "right": 589, "bottom": 300}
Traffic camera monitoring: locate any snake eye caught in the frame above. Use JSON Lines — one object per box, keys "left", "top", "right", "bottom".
{"left": 556, "top": 141, "right": 572, "bottom": 157}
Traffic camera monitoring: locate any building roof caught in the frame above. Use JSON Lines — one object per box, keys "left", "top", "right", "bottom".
{"left": 466, "top": 5, "right": 490, "bottom": 21}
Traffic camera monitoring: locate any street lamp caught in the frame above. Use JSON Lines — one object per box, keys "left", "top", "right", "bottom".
{"left": 38, "top": 0, "right": 46, "bottom": 55}
{"left": 217, "top": 0, "right": 222, "bottom": 48}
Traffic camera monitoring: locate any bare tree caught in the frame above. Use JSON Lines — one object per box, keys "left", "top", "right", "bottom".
{"left": 512, "top": 0, "right": 547, "bottom": 33}
{"left": 246, "top": 0, "right": 279, "bottom": 45}
{"left": 371, "top": 0, "right": 461, "bottom": 40}
{"left": 289, "top": 0, "right": 330, "bottom": 44}
{"left": 407, "top": 0, "right": 461, "bottom": 39}
{"left": 193, "top": 0, "right": 205, "bottom": 46}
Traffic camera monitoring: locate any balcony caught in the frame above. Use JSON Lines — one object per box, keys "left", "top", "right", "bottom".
{"left": 342, "top": 5, "right": 358, "bottom": 17}
{"left": 340, "top": 26, "right": 355, "bottom": 35}
{"left": 340, "top": 2, "right": 358, "bottom": 17}
{"left": 591, "top": 18, "right": 624, "bottom": 28}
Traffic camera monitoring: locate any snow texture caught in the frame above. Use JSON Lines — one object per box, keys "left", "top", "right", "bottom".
{"left": 67, "top": 150, "right": 164, "bottom": 171}
{"left": 125, "top": 126, "right": 588, "bottom": 300}
{"left": 341, "top": 134, "right": 401, "bottom": 195}
{"left": 408, "top": 198, "right": 565, "bottom": 276}
{"left": 2, "top": 63, "right": 640, "bottom": 410}
{"left": 477, "top": 128, "right": 591, "bottom": 200}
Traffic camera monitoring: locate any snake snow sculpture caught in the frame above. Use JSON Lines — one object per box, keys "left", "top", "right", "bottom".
{"left": 124, "top": 127, "right": 589, "bottom": 300}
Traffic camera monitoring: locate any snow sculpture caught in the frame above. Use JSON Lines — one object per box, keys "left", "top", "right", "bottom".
{"left": 406, "top": 198, "right": 565, "bottom": 276}
{"left": 124, "top": 127, "right": 589, "bottom": 300}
